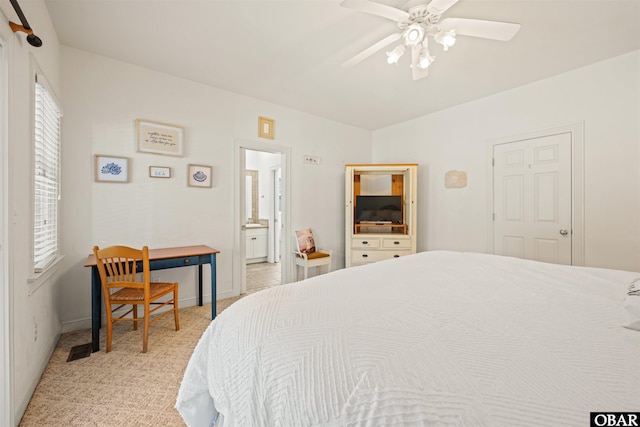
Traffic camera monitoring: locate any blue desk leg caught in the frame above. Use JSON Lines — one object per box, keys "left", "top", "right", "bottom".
{"left": 211, "top": 253, "right": 217, "bottom": 320}
{"left": 198, "top": 264, "right": 203, "bottom": 307}
{"left": 91, "top": 266, "right": 101, "bottom": 352}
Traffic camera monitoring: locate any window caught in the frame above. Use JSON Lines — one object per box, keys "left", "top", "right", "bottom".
{"left": 33, "top": 78, "right": 61, "bottom": 272}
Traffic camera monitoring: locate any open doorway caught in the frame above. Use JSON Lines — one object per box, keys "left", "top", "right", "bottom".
{"left": 244, "top": 149, "right": 281, "bottom": 291}
{"left": 234, "top": 139, "right": 290, "bottom": 296}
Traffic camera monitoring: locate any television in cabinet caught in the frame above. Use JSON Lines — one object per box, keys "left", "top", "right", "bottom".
{"left": 345, "top": 164, "right": 418, "bottom": 267}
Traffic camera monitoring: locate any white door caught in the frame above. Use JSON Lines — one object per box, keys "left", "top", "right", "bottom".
{"left": 493, "top": 132, "right": 572, "bottom": 264}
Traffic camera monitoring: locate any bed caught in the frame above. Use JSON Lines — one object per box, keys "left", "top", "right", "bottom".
{"left": 176, "top": 251, "right": 640, "bottom": 426}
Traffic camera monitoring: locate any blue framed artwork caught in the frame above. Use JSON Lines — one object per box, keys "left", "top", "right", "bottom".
{"left": 94, "top": 155, "right": 129, "bottom": 183}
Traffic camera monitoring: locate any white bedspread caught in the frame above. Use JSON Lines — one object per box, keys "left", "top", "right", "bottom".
{"left": 176, "top": 251, "right": 640, "bottom": 426}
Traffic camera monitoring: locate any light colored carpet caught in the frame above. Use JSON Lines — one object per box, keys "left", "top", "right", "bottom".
{"left": 18, "top": 288, "right": 267, "bottom": 426}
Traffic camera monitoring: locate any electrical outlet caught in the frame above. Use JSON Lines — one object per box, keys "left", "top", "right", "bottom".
{"left": 33, "top": 316, "right": 38, "bottom": 343}
{"left": 152, "top": 276, "right": 160, "bottom": 283}
{"left": 303, "top": 155, "right": 321, "bottom": 165}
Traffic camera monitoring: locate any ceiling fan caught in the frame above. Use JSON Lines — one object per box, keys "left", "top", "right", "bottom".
{"left": 341, "top": 0, "right": 521, "bottom": 80}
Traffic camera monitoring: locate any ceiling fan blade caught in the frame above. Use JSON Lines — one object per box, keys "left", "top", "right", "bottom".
{"left": 440, "top": 18, "right": 521, "bottom": 41}
{"left": 340, "top": 0, "right": 409, "bottom": 22}
{"left": 426, "top": 0, "right": 459, "bottom": 15}
{"left": 411, "top": 46, "right": 429, "bottom": 81}
{"left": 343, "top": 32, "right": 402, "bottom": 68}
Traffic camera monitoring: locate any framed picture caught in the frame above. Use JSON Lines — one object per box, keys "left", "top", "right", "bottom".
{"left": 188, "top": 164, "right": 212, "bottom": 188}
{"left": 136, "top": 119, "right": 184, "bottom": 157}
{"left": 149, "top": 166, "right": 171, "bottom": 178}
{"left": 258, "top": 116, "right": 275, "bottom": 140}
{"left": 95, "top": 155, "right": 129, "bottom": 183}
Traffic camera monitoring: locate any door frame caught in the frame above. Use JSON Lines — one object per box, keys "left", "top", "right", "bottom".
{"left": 268, "top": 165, "right": 281, "bottom": 264}
{"left": 233, "top": 138, "right": 291, "bottom": 295}
{"left": 486, "top": 122, "right": 585, "bottom": 266}
{"left": 0, "top": 30, "right": 11, "bottom": 427}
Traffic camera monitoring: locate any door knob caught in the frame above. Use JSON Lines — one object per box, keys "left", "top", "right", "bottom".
{"left": 559, "top": 228, "right": 569, "bottom": 236}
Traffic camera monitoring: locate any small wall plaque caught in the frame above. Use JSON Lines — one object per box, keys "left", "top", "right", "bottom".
{"left": 444, "top": 170, "right": 467, "bottom": 188}
{"left": 149, "top": 166, "right": 171, "bottom": 178}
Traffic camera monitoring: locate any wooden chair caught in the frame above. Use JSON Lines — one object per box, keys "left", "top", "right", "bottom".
{"left": 92, "top": 245, "right": 179, "bottom": 353}
{"left": 292, "top": 228, "right": 332, "bottom": 280}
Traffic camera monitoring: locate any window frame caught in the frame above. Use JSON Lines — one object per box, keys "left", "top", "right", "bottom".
{"left": 30, "top": 67, "right": 63, "bottom": 279}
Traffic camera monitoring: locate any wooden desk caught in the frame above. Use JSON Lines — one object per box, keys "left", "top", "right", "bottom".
{"left": 85, "top": 245, "right": 220, "bottom": 352}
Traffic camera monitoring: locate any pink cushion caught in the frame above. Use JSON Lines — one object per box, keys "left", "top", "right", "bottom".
{"left": 295, "top": 228, "right": 316, "bottom": 254}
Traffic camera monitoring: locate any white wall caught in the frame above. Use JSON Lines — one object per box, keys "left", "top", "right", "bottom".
{"left": 0, "top": 0, "right": 63, "bottom": 424}
{"left": 373, "top": 51, "right": 640, "bottom": 272}
{"left": 58, "top": 47, "right": 371, "bottom": 333}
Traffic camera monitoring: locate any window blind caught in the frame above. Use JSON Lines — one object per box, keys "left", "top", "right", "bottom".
{"left": 33, "top": 81, "right": 61, "bottom": 272}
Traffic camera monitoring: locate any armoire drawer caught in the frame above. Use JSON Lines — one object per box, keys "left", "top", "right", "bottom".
{"left": 352, "top": 237, "right": 380, "bottom": 249}
{"left": 381, "top": 238, "right": 411, "bottom": 249}
{"left": 351, "top": 249, "right": 412, "bottom": 264}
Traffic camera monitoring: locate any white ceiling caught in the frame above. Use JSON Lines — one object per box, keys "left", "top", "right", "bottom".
{"left": 41, "top": 0, "right": 640, "bottom": 130}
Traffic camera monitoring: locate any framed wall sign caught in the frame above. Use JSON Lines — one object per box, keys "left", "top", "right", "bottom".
{"left": 149, "top": 166, "right": 171, "bottom": 178}
{"left": 95, "top": 155, "right": 129, "bottom": 183}
{"left": 258, "top": 116, "right": 275, "bottom": 140}
{"left": 444, "top": 170, "right": 467, "bottom": 188}
{"left": 136, "top": 119, "right": 184, "bottom": 157}
{"left": 188, "top": 164, "right": 212, "bottom": 188}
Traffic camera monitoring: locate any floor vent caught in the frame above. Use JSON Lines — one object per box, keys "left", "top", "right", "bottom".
{"left": 67, "top": 343, "right": 92, "bottom": 362}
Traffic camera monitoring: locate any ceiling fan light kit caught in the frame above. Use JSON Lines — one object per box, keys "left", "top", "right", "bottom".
{"left": 386, "top": 45, "right": 405, "bottom": 64}
{"left": 341, "top": 0, "right": 520, "bottom": 80}
{"left": 403, "top": 23, "right": 425, "bottom": 46}
{"left": 434, "top": 29, "right": 456, "bottom": 50}
{"left": 416, "top": 47, "right": 434, "bottom": 69}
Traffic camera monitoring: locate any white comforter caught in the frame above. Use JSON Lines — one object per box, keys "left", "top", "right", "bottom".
{"left": 176, "top": 251, "right": 640, "bottom": 426}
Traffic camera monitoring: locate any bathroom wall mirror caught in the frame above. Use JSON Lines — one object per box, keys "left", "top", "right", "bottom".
{"left": 246, "top": 170, "right": 258, "bottom": 223}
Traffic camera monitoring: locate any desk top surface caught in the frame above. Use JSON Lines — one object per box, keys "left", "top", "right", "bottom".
{"left": 84, "top": 245, "right": 220, "bottom": 267}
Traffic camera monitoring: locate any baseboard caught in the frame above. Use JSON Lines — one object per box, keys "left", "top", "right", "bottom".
{"left": 216, "top": 289, "right": 235, "bottom": 300}
{"left": 60, "top": 293, "right": 235, "bottom": 333}
{"left": 61, "top": 317, "right": 91, "bottom": 333}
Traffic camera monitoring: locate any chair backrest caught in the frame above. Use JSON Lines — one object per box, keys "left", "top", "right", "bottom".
{"left": 294, "top": 228, "right": 316, "bottom": 254}
{"left": 92, "top": 245, "right": 150, "bottom": 293}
